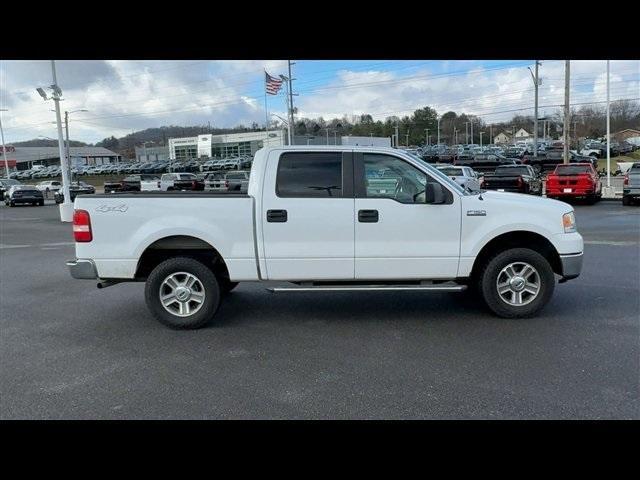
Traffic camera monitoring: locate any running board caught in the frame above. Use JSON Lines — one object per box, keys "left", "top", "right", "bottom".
{"left": 267, "top": 284, "right": 467, "bottom": 293}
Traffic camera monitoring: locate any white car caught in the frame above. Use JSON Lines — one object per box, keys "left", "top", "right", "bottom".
{"left": 68, "top": 145, "right": 583, "bottom": 329}
{"left": 36, "top": 180, "right": 62, "bottom": 193}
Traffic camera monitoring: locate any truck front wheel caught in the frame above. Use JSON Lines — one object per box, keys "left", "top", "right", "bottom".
{"left": 145, "top": 256, "right": 221, "bottom": 329}
{"left": 477, "top": 248, "right": 555, "bottom": 318}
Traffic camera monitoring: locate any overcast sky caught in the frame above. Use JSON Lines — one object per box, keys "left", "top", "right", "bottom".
{"left": 1, "top": 60, "right": 638, "bottom": 144}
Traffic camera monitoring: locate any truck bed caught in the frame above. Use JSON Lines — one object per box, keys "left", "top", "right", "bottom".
{"left": 74, "top": 192, "right": 258, "bottom": 281}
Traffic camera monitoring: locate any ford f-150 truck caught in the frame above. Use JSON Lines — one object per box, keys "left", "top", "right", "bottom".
{"left": 67, "top": 146, "right": 584, "bottom": 329}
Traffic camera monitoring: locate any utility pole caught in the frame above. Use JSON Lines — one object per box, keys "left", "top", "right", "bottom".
{"left": 489, "top": 124, "right": 493, "bottom": 145}
{"left": 606, "top": 60, "right": 611, "bottom": 189}
{"left": 64, "top": 111, "right": 71, "bottom": 183}
{"left": 465, "top": 121, "right": 469, "bottom": 144}
{"left": 563, "top": 60, "right": 570, "bottom": 165}
{"left": 425, "top": 128, "right": 429, "bottom": 146}
{"left": 50, "top": 61, "right": 73, "bottom": 222}
{"left": 480, "top": 132, "right": 484, "bottom": 148}
{"left": 529, "top": 60, "right": 541, "bottom": 158}
{"left": 405, "top": 130, "right": 410, "bottom": 147}
{"left": 287, "top": 60, "right": 296, "bottom": 146}
{"left": 437, "top": 117, "right": 440, "bottom": 145}
{"left": 0, "top": 109, "right": 9, "bottom": 177}
{"left": 470, "top": 120, "right": 474, "bottom": 145}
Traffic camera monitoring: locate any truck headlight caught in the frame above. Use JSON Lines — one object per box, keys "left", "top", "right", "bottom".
{"left": 563, "top": 212, "right": 576, "bottom": 233}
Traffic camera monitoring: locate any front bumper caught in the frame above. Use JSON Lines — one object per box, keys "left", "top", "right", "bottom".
{"left": 559, "top": 252, "right": 583, "bottom": 281}
{"left": 623, "top": 187, "right": 640, "bottom": 197}
{"left": 67, "top": 259, "right": 98, "bottom": 279}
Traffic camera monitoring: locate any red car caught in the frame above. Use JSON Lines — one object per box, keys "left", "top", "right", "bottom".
{"left": 545, "top": 163, "right": 602, "bottom": 204}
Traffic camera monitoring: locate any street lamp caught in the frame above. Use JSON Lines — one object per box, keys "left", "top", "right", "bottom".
{"left": 52, "top": 109, "right": 88, "bottom": 181}
{"left": 37, "top": 60, "right": 73, "bottom": 222}
{"left": 271, "top": 113, "right": 290, "bottom": 145}
{"left": 0, "top": 109, "right": 10, "bottom": 177}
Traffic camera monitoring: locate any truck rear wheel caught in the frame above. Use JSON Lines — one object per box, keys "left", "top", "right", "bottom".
{"left": 145, "top": 256, "right": 221, "bottom": 329}
{"left": 477, "top": 248, "right": 555, "bottom": 318}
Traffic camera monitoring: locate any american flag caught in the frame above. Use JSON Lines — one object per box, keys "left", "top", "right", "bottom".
{"left": 265, "top": 71, "right": 284, "bottom": 95}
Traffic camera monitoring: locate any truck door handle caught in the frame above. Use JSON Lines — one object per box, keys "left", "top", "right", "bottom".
{"left": 267, "top": 209, "right": 288, "bottom": 223}
{"left": 358, "top": 209, "right": 379, "bottom": 223}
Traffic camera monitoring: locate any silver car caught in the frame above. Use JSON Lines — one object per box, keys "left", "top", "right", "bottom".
{"left": 435, "top": 165, "right": 481, "bottom": 191}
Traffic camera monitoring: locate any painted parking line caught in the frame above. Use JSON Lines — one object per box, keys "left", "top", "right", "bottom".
{"left": 0, "top": 242, "right": 75, "bottom": 250}
{"left": 584, "top": 240, "right": 639, "bottom": 246}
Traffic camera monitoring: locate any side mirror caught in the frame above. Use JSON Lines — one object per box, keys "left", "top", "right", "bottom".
{"left": 425, "top": 182, "right": 445, "bottom": 204}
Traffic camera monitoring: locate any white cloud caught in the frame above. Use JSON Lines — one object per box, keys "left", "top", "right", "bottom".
{"left": 1, "top": 60, "right": 637, "bottom": 144}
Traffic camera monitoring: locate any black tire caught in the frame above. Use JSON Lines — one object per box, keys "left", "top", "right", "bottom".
{"left": 38, "top": 200, "right": 45, "bottom": 206}
{"left": 9, "top": 201, "right": 14, "bottom": 207}
{"left": 145, "top": 256, "right": 221, "bottom": 330}
{"left": 476, "top": 247, "right": 555, "bottom": 319}
{"left": 622, "top": 195, "right": 631, "bottom": 206}
{"left": 586, "top": 194, "right": 596, "bottom": 205}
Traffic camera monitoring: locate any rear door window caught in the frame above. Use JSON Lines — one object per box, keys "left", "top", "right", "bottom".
{"left": 276, "top": 152, "right": 343, "bottom": 198}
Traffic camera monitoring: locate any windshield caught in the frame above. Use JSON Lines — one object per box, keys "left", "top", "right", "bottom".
{"left": 405, "top": 152, "right": 467, "bottom": 195}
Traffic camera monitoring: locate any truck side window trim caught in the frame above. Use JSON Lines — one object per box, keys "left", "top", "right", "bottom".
{"left": 353, "top": 152, "right": 454, "bottom": 205}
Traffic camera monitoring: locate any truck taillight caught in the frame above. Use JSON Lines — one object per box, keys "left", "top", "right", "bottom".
{"left": 624, "top": 174, "right": 629, "bottom": 185}
{"left": 73, "top": 209, "right": 92, "bottom": 242}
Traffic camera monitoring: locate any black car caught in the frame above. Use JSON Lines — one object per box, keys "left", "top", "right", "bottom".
{"left": 481, "top": 164, "right": 542, "bottom": 194}
{"left": 456, "top": 153, "right": 517, "bottom": 173}
{"left": 5, "top": 185, "right": 44, "bottom": 206}
{"left": 54, "top": 181, "right": 96, "bottom": 203}
{"left": 523, "top": 150, "right": 598, "bottom": 173}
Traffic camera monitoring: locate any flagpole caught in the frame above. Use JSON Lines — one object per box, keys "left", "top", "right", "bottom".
{"left": 264, "top": 71, "right": 270, "bottom": 136}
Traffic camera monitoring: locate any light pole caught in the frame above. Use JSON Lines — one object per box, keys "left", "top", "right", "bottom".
{"left": 425, "top": 128, "right": 429, "bottom": 146}
{"left": 63, "top": 109, "right": 88, "bottom": 182}
{"left": 271, "top": 114, "right": 289, "bottom": 146}
{"left": 606, "top": 60, "right": 611, "bottom": 189}
{"left": 480, "top": 132, "right": 484, "bottom": 148}
{"left": 437, "top": 117, "right": 440, "bottom": 146}
{"left": 36, "top": 61, "right": 72, "bottom": 222}
{"left": 528, "top": 61, "right": 541, "bottom": 158}
{"left": 465, "top": 121, "right": 469, "bottom": 144}
{"left": 0, "top": 109, "right": 9, "bottom": 177}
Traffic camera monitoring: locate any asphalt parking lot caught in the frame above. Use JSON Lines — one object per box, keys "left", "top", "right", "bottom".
{"left": 1, "top": 200, "right": 638, "bottom": 419}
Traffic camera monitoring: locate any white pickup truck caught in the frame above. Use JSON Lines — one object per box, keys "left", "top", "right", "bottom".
{"left": 67, "top": 146, "right": 583, "bottom": 329}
